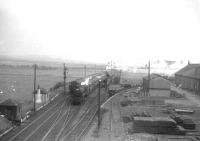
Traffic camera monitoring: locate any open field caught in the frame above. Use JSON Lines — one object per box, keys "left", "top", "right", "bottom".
{"left": 0, "top": 66, "right": 104, "bottom": 116}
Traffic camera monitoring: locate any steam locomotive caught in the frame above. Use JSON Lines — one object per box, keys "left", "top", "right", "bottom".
{"left": 69, "top": 72, "right": 109, "bottom": 104}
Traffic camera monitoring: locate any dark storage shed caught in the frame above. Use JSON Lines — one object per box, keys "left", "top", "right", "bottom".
{"left": 175, "top": 63, "right": 200, "bottom": 92}
{"left": 0, "top": 99, "right": 22, "bottom": 122}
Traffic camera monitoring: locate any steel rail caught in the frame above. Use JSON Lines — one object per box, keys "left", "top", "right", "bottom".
{"left": 41, "top": 99, "right": 71, "bottom": 141}
{"left": 57, "top": 96, "right": 96, "bottom": 141}
{"left": 9, "top": 95, "right": 67, "bottom": 141}
{"left": 61, "top": 105, "right": 97, "bottom": 141}
{"left": 61, "top": 90, "right": 107, "bottom": 141}
{"left": 54, "top": 96, "right": 95, "bottom": 141}
{"left": 23, "top": 97, "right": 67, "bottom": 141}
{"left": 75, "top": 106, "right": 98, "bottom": 141}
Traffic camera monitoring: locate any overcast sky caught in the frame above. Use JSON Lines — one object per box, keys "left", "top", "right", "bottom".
{"left": 1, "top": 0, "right": 200, "bottom": 65}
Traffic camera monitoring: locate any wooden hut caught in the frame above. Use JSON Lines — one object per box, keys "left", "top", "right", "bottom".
{"left": 0, "top": 99, "right": 22, "bottom": 122}
{"left": 35, "top": 86, "right": 49, "bottom": 104}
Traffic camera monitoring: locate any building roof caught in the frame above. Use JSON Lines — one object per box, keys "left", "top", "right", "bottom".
{"left": 143, "top": 73, "right": 160, "bottom": 80}
{"left": 149, "top": 76, "right": 171, "bottom": 89}
{"left": 0, "top": 99, "right": 21, "bottom": 106}
{"left": 33, "top": 88, "right": 48, "bottom": 94}
{"left": 175, "top": 64, "right": 200, "bottom": 79}
{"left": 143, "top": 73, "right": 171, "bottom": 90}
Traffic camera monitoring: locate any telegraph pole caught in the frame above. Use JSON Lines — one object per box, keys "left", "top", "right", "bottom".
{"left": 147, "top": 61, "right": 150, "bottom": 95}
{"left": 98, "top": 80, "right": 101, "bottom": 128}
{"left": 110, "top": 62, "right": 113, "bottom": 76}
{"left": 84, "top": 65, "right": 86, "bottom": 77}
{"left": 63, "top": 63, "right": 67, "bottom": 95}
{"left": 119, "top": 69, "right": 122, "bottom": 83}
{"left": 33, "top": 64, "right": 37, "bottom": 112}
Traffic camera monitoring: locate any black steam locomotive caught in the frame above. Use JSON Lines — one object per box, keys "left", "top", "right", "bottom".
{"left": 69, "top": 72, "right": 109, "bottom": 104}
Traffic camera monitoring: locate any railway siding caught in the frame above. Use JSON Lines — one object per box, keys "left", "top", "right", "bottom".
{"left": 41, "top": 100, "right": 71, "bottom": 141}
{"left": 0, "top": 94, "right": 67, "bottom": 141}
{"left": 0, "top": 72, "right": 109, "bottom": 141}
{"left": 61, "top": 88, "right": 108, "bottom": 141}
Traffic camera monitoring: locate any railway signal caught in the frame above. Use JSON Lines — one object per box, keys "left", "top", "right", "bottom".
{"left": 107, "top": 61, "right": 115, "bottom": 83}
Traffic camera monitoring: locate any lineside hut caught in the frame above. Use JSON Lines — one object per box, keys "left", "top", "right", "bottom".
{"left": 34, "top": 86, "right": 49, "bottom": 104}
{"left": 143, "top": 74, "right": 171, "bottom": 97}
{"left": 175, "top": 63, "right": 200, "bottom": 93}
{"left": 0, "top": 99, "right": 22, "bottom": 122}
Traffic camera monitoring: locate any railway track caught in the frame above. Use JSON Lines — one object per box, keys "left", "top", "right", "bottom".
{"left": 1, "top": 86, "right": 108, "bottom": 141}
{"left": 0, "top": 93, "right": 65, "bottom": 141}
{"left": 75, "top": 88, "right": 132, "bottom": 141}
{"left": 55, "top": 93, "right": 98, "bottom": 141}
{"left": 74, "top": 104, "right": 98, "bottom": 141}
{"left": 24, "top": 98, "right": 70, "bottom": 141}
{"left": 40, "top": 88, "right": 102, "bottom": 141}
{"left": 38, "top": 98, "right": 71, "bottom": 141}
{"left": 54, "top": 108, "right": 77, "bottom": 141}
{"left": 61, "top": 103, "right": 97, "bottom": 141}
{"left": 41, "top": 98, "right": 79, "bottom": 141}
{"left": 7, "top": 95, "right": 68, "bottom": 141}
{"left": 61, "top": 88, "right": 107, "bottom": 141}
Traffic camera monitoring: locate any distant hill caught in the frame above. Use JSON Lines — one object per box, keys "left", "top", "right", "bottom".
{"left": 0, "top": 55, "right": 106, "bottom": 69}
